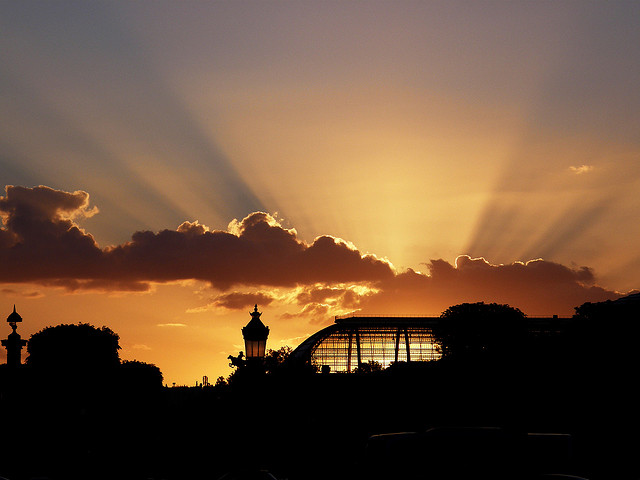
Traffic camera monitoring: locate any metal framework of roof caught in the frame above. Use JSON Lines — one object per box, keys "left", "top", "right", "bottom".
{"left": 290, "top": 315, "right": 572, "bottom": 373}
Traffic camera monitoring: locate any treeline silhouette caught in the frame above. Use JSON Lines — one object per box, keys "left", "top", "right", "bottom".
{"left": 0, "top": 324, "right": 163, "bottom": 480}
{"left": 1, "top": 297, "right": 639, "bottom": 480}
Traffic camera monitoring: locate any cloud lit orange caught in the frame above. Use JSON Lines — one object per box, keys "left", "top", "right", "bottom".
{"left": 0, "top": 186, "right": 394, "bottom": 291}
{"left": 1, "top": 1, "right": 638, "bottom": 387}
{"left": 1, "top": 185, "right": 621, "bottom": 320}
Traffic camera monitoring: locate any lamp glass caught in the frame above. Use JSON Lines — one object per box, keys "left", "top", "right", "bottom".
{"left": 245, "top": 338, "right": 266, "bottom": 358}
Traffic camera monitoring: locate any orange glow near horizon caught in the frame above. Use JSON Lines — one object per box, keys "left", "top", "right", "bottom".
{"left": 1, "top": 2, "right": 638, "bottom": 385}
{"left": 0, "top": 206, "right": 624, "bottom": 386}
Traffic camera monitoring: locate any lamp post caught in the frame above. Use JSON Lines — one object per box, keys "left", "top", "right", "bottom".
{"left": 237, "top": 305, "right": 270, "bottom": 472}
{"left": 1, "top": 305, "right": 28, "bottom": 368}
{"left": 242, "top": 305, "right": 269, "bottom": 364}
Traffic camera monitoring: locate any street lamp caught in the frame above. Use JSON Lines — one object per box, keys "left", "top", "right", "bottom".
{"left": 2, "top": 305, "right": 27, "bottom": 368}
{"left": 242, "top": 305, "right": 269, "bottom": 360}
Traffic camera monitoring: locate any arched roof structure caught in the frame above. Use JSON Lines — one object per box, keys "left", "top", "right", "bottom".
{"left": 290, "top": 316, "right": 442, "bottom": 373}
{"left": 290, "top": 314, "right": 573, "bottom": 373}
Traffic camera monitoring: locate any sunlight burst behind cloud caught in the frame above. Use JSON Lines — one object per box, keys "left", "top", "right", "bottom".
{"left": 0, "top": 185, "right": 622, "bottom": 319}
{"left": 1, "top": 0, "right": 639, "bottom": 384}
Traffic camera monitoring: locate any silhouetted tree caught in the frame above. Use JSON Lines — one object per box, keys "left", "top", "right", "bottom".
{"left": 566, "top": 294, "right": 640, "bottom": 478}
{"left": 434, "top": 302, "right": 527, "bottom": 363}
{"left": 354, "top": 360, "right": 383, "bottom": 374}
{"left": 264, "top": 345, "right": 292, "bottom": 374}
{"left": 119, "top": 359, "right": 163, "bottom": 391}
{"left": 26, "top": 323, "right": 121, "bottom": 372}
{"left": 226, "top": 346, "right": 295, "bottom": 386}
{"left": 573, "top": 294, "right": 640, "bottom": 367}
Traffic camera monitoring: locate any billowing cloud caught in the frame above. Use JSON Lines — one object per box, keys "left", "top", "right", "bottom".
{"left": 271, "top": 256, "right": 621, "bottom": 319}
{"left": 209, "top": 292, "right": 276, "bottom": 310}
{"left": 356, "top": 256, "right": 619, "bottom": 316}
{"left": 1, "top": 287, "right": 43, "bottom": 298}
{"left": 0, "top": 186, "right": 622, "bottom": 316}
{"left": 0, "top": 185, "right": 394, "bottom": 291}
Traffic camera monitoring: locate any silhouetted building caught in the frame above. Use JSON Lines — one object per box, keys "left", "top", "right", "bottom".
{"left": 290, "top": 315, "right": 441, "bottom": 372}
{"left": 290, "top": 314, "right": 571, "bottom": 373}
{"left": 2, "top": 305, "right": 28, "bottom": 368}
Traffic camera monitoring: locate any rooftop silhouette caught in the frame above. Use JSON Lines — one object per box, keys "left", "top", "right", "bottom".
{"left": 1, "top": 295, "right": 639, "bottom": 479}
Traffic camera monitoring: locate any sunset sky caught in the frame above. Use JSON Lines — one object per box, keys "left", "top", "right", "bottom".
{"left": 1, "top": 1, "right": 639, "bottom": 385}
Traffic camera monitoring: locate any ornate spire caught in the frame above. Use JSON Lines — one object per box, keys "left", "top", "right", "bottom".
{"left": 7, "top": 305, "right": 22, "bottom": 324}
{"left": 3, "top": 305, "right": 27, "bottom": 367}
{"left": 243, "top": 304, "right": 269, "bottom": 340}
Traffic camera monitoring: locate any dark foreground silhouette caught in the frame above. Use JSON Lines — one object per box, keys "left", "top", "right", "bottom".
{"left": 1, "top": 297, "right": 639, "bottom": 480}
{"left": 0, "top": 351, "right": 635, "bottom": 480}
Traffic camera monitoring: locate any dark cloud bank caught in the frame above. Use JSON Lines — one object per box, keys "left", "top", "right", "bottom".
{"left": 0, "top": 186, "right": 622, "bottom": 315}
